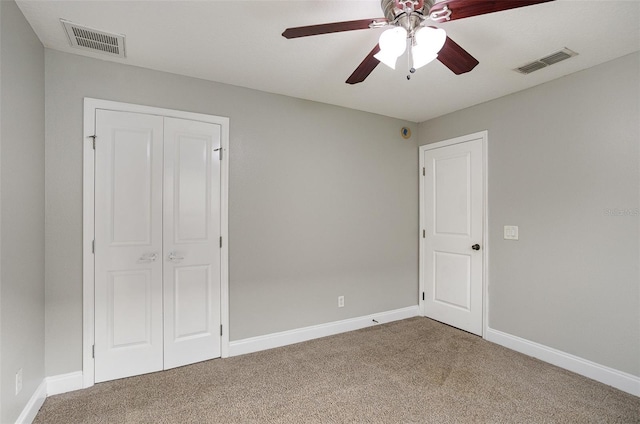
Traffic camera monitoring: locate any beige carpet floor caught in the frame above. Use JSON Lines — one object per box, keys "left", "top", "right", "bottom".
{"left": 34, "top": 317, "right": 639, "bottom": 423}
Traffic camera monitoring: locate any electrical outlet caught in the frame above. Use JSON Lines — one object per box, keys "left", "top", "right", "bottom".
{"left": 338, "top": 296, "right": 345, "bottom": 308}
{"left": 15, "top": 368, "right": 23, "bottom": 395}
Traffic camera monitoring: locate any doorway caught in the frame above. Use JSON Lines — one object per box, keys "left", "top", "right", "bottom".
{"left": 419, "top": 131, "right": 487, "bottom": 336}
{"left": 83, "top": 99, "right": 229, "bottom": 387}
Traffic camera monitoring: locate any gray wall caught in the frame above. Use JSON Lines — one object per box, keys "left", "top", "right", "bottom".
{"left": 0, "top": 1, "right": 45, "bottom": 422}
{"left": 45, "top": 50, "right": 419, "bottom": 376}
{"left": 418, "top": 53, "right": 640, "bottom": 376}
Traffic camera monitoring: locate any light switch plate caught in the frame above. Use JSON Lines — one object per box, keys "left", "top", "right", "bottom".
{"left": 504, "top": 225, "right": 519, "bottom": 240}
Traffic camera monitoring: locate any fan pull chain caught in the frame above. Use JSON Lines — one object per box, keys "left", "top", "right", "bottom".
{"left": 407, "top": 35, "right": 416, "bottom": 80}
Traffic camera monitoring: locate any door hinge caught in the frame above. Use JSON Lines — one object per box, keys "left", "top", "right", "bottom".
{"left": 422, "top": 167, "right": 425, "bottom": 176}
{"left": 422, "top": 229, "right": 425, "bottom": 238}
{"left": 219, "top": 236, "right": 222, "bottom": 248}
{"left": 220, "top": 325, "right": 223, "bottom": 336}
{"left": 214, "top": 147, "right": 223, "bottom": 161}
{"left": 422, "top": 292, "right": 425, "bottom": 301}
{"left": 89, "top": 135, "right": 97, "bottom": 150}
{"left": 92, "top": 240, "right": 95, "bottom": 254}
{"left": 92, "top": 345, "right": 95, "bottom": 358}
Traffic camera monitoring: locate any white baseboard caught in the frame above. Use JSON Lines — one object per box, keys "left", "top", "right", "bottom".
{"left": 15, "top": 380, "right": 47, "bottom": 424}
{"left": 46, "top": 371, "right": 84, "bottom": 396}
{"left": 229, "top": 305, "right": 420, "bottom": 357}
{"left": 485, "top": 327, "right": 640, "bottom": 397}
{"left": 16, "top": 372, "right": 84, "bottom": 423}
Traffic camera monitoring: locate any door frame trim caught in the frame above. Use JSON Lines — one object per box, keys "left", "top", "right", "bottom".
{"left": 418, "top": 130, "right": 489, "bottom": 338}
{"left": 82, "top": 98, "right": 230, "bottom": 388}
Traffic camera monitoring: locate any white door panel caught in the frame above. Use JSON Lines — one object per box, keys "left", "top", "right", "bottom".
{"left": 173, "top": 265, "right": 211, "bottom": 339}
{"left": 433, "top": 251, "right": 471, "bottom": 310}
{"left": 109, "top": 270, "right": 153, "bottom": 347}
{"left": 94, "top": 110, "right": 164, "bottom": 382}
{"left": 422, "top": 137, "right": 483, "bottom": 335}
{"left": 175, "top": 136, "right": 209, "bottom": 242}
{"left": 434, "top": 153, "right": 471, "bottom": 236}
{"left": 163, "top": 117, "right": 221, "bottom": 369}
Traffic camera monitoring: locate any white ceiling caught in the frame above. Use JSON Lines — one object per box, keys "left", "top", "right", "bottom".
{"left": 16, "top": 0, "right": 640, "bottom": 122}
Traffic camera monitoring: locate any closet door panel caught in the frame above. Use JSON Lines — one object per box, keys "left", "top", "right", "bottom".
{"left": 94, "top": 110, "right": 164, "bottom": 383}
{"left": 163, "top": 117, "right": 222, "bottom": 369}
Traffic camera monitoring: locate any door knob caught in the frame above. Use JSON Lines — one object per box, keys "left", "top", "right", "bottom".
{"left": 472, "top": 244, "right": 480, "bottom": 251}
{"left": 168, "top": 252, "right": 184, "bottom": 262}
{"left": 139, "top": 252, "right": 158, "bottom": 262}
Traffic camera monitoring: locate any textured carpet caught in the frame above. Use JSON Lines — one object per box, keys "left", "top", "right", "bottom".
{"left": 34, "top": 317, "right": 639, "bottom": 423}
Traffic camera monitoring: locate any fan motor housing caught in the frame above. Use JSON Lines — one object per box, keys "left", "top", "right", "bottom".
{"left": 382, "top": 0, "right": 433, "bottom": 31}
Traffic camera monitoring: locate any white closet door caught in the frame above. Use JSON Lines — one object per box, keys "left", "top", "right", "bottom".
{"left": 163, "top": 117, "right": 221, "bottom": 369}
{"left": 94, "top": 110, "right": 164, "bottom": 383}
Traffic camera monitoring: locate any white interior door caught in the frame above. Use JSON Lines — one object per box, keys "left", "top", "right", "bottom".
{"left": 94, "top": 110, "right": 164, "bottom": 382}
{"left": 421, "top": 136, "right": 484, "bottom": 335}
{"left": 163, "top": 117, "right": 221, "bottom": 369}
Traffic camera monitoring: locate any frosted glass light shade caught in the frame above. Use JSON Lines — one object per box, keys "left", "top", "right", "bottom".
{"left": 412, "top": 26, "right": 446, "bottom": 69}
{"left": 412, "top": 49, "right": 438, "bottom": 69}
{"left": 415, "top": 26, "right": 446, "bottom": 53}
{"left": 374, "top": 27, "right": 407, "bottom": 69}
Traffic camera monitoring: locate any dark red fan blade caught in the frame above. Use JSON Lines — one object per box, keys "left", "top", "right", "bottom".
{"left": 429, "top": 0, "right": 554, "bottom": 22}
{"left": 282, "top": 18, "right": 387, "bottom": 39}
{"left": 346, "top": 44, "right": 381, "bottom": 85}
{"left": 437, "top": 36, "right": 479, "bottom": 75}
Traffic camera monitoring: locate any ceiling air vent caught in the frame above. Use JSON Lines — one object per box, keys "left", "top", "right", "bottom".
{"left": 61, "top": 19, "right": 126, "bottom": 58}
{"left": 514, "top": 48, "right": 578, "bottom": 75}
{"left": 515, "top": 61, "right": 548, "bottom": 75}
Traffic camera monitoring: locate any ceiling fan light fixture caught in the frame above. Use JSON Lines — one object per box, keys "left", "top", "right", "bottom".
{"left": 415, "top": 26, "right": 447, "bottom": 54}
{"left": 374, "top": 27, "right": 407, "bottom": 69}
{"left": 412, "top": 49, "right": 438, "bottom": 69}
{"left": 411, "top": 26, "right": 446, "bottom": 69}
{"left": 374, "top": 50, "right": 401, "bottom": 69}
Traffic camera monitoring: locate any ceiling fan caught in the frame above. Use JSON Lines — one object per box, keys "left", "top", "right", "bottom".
{"left": 282, "top": 0, "right": 554, "bottom": 84}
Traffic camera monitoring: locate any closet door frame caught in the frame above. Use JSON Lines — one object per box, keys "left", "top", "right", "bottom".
{"left": 82, "top": 98, "right": 230, "bottom": 389}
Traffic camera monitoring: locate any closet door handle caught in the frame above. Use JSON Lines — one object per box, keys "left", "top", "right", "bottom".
{"left": 168, "top": 252, "right": 184, "bottom": 262}
{"left": 139, "top": 253, "right": 158, "bottom": 262}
